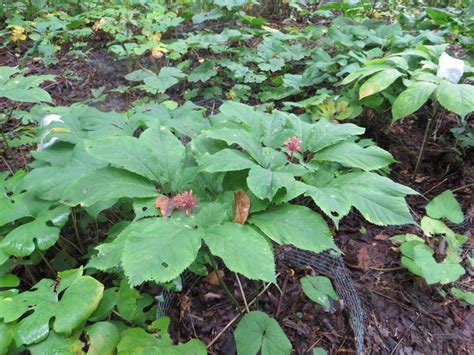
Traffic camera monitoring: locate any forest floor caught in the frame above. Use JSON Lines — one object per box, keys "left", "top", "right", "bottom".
{"left": 1, "top": 33, "right": 473, "bottom": 354}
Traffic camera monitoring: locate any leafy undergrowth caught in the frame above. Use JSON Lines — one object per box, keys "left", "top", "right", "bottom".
{"left": 0, "top": 0, "right": 473, "bottom": 354}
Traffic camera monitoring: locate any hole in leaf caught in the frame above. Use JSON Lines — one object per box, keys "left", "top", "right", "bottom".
{"left": 330, "top": 211, "right": 339, "bottom": 217}
{"left": 142, "top": 207, "right": 148, "bottom": 212}
{"left": 161, "top": 262, "right": 169, "bottom": 268}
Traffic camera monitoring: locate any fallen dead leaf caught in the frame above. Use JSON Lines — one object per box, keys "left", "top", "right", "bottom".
{"left": 155, "top": 195, "right": 175, "bottom": 217}
{"left": 206, "top": 270, "right": 224, "bottom": 285}
{"left": 233, "top": 191, "right": 251, "bottom": 224}
{"left": 357, "top": 246, "right": 370, "bottom": 271}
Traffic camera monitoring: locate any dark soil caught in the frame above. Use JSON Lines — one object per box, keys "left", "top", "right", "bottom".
{"left": 1, "top": 39, "right": 473, "bottom": 354}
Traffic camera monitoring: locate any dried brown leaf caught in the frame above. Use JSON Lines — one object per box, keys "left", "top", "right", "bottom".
{"left": 233, "top": 191, "right": 251, "bottom": 224}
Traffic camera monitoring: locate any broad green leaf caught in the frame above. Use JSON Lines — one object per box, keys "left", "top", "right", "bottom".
{"left": 425, "top": 190, "right": 463, "bottom": 224}
{"left": 300, "top": 276, "right": 338, "bottom": 310}
{"left": 204, "top": 128, "right": 263, "bottom": 162}
{"left": 0, "top": 322, "right": 14, "bottom": 354}
{"left": 341, "top": 64, "right": 392, "bottom": 86}
{"left": 303, "top": 120, "right": 365, "bottom": 152}
{"left": 0, "top": 270, "right": 104, "bottom": 346}
{"left": 234, "top": 311, "right": 292, "bottom": 355}
{"left": 315, "top": 142, "right": 395, "bottom": 171}
{"left": 122, "top": 220, "right": 202, "bottom": 285}
{"left": 359, "top": 69, "right": 402, "bottom": 99}
{"left": 53, "top": 276, "right": 104, "bottom": 334}
{"left": 437, "top": 81, "right": 474, "bottom": 119}
{"left": 27, "top": 331, "right": 84, "bottom": 355}
{"left": 89, "top": 288, "right": 120, "bottom": 322}
{"left": 0, "top": 205, "right": 69, "bottom": 258}
{"left": 392, "top": 82, "right": 437, "bottom": 121}
{"left": 451, "top": 288, "right": 474, "bottom": 305}
{"left": 115, "top": 280, "right": 155, "bottom": 326}
{"left": 62, "top": 167, "right": 157, "bottom": 207}
{"left": 117, "top": 327, "right": 206, "bottom": 355}
{"left": 0, "top": 274, "right": 20, "bottom": 288}
{"left": 86, "top": 322, "right": 120, "bottom": 355}
{"left": 199, "top": 149, "right": 256, "bottom": 173}
{"left": 249, "top": 205, "right": 337, "bottom": 253}
{"left": 140, "top": 128, "right": 186, "bottom": 185}
{"left": 85, "top": 136, "right": 162, "bottom": 181}
{"left": 420, "top": 216, "right": 453, "bottom": 237}
{"left": 188, "top": 61, "right": 217, "bottom": 82}
{"left": 204, "top": 223, "right": 276, "bottom": 282}
{"left": 247, "top": 166, "right": 294, "bottom": 200}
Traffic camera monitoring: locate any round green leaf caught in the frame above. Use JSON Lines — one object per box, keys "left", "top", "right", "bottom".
{"left": 392, "top": 81, "right": 437, "bottom": 121}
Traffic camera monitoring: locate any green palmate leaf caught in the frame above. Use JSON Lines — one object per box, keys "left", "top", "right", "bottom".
{"left": 117, "top": 325, "right": 206, "bottom": 355}
{"left": 62, "top": 167, "right": 157, "bottom": 207}
{"left": 0, "top": 205, "right": 69, "bottom": 259}
{"left": 234, "top": 311, "right": 292, "bottom": 355}
{"left": 392, "top": 81, "right": 437, "bottom": 121}
{"left": 247, "top": 166, "right": 294, "bottom": 200}
{"left": 85, "top": 322, "right": 120, "bottom": 355}
{"left": 27, "top": 331, "right": 84, "bottom": 355}
{"left": 188, "top": 61, "right": 217, "bottom": 82}
{"left": 315, "top": 142, "right": 395, "bottom": 171}
{"left": 437, "top": 81, "right": 474, "bottom": 119}
{"left": 0, "top": 270, "right": 104, "bottom": 346}
{"left": 300, "top": 276, "right": 338, "bottom": 310}
{"left": 122, "top": 220, "right": 202, "bottom": 285}
{"left": 249, "top": 205, "right": 337, "bottom": 254}
{"left": 199, "top": 149, "right": 256, "bottom": 173}
{"left": 359, "top": 69, "right": 403, "bottom": 99}
{"left": 425, "top": 190, "right": 464, "bottom": 224}
{"left": 204, "top": 223, "right": 276, "bottom": 282}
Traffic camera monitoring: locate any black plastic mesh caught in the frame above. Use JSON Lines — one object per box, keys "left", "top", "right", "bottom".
{"left": 156, "top": 246, "right": 365, "bottom": 355}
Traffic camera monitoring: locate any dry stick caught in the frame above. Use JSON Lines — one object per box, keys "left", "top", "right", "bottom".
{"left": 207, "top": 273, "right": 281, "bottom": 349}
{"left": 422, "top": 177, "right": 448, "bottom": 195}
{"left": 235, "top": 274, "right": 249, "bottom": 313}
{"left": 0, "top": 154, "right": 14, "bottom": 174}
{"left": 452, "top": 182, "right": 474, "bottom": 192}
{"left": 37, "top": 250, "right": 56, "bottom": 278}
{"left": 412, "top": 116, "right": 434, "bottom": 180}
{"left": 275, "top": 271, "right": 290, "bottom": 318}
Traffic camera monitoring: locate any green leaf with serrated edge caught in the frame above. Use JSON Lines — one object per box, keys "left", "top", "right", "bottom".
{"left": 249, "top": 205, "right": 337, "bottom": 254}
{"left": 122, "top": 220, "right": 202, "bottom": 285}
{"left": 85, "top": 322, "right": 120, "bottom": 355}
{"left": 392, "top": 82, "right": 437, "bottom": 121}
{"left": 27, "top": 331, "right": 84, "bottom": 355}
{"left": 204, "top": 128, "right": 263, "bottom": 162}
{"left": 437, "top": 81, "right": 474, "bottom": 119}
{"left": 315, "top": 142, "right": 395, "bottom": 171}
{"left": 204, "top": 223, "right": 276, "bottom": 282}
{"left": 305, "top": 185, "right": 351, "bottom": 228}
{"left": 188, "top": 61, "right": 217, "bottom": 82}
{"left": 87, "top": 219, "right": 156, "bottom": 271}
{"left": 139, "top": 127, "right": 186, "bottom": 185}
{"left": 85, "top": 136, "right": 163, "bottom": 181}
{"left": 247, "top": 165, "right": 294, "bottom": 200}
{"left": 359, "top": 69, "right": 403, "bottom": 99}
{"left": 425, "top": 190, "right": 464, "bottom": 224}
{"left": 198, "top": 149, "right": 257, "bottom": 173}
{"left": 234, "top": 311, "right": 292, "bottom": 355}
{"left": 451, "top": 288, "right": 474, "bottom": 305}
{"left": 62, "top": 167, "right": 157, "bottom": 207}
{"left": 302, "top": 120, "right": 365, "bottom": 152}
{"left": 300, "top": 276, "right": 338, "bottom": 309}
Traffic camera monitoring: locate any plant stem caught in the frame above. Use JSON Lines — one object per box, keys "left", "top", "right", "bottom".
{"left": 206, "top": 250, "right": 241, "bottom": 310}
{"left": 37, "top": 250, "right": 56, "bottom": 277}
{"left": 70, "top": 208, "right": 86, "bottom": 254}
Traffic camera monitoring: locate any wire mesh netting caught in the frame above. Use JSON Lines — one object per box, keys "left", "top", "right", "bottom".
{"left": 156, "top": 245, "right": 366, "bottom": 355}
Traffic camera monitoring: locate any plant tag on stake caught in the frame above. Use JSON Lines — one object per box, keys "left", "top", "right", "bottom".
{"left": 436, "top": 52, "right": 464, "bottom": 84}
